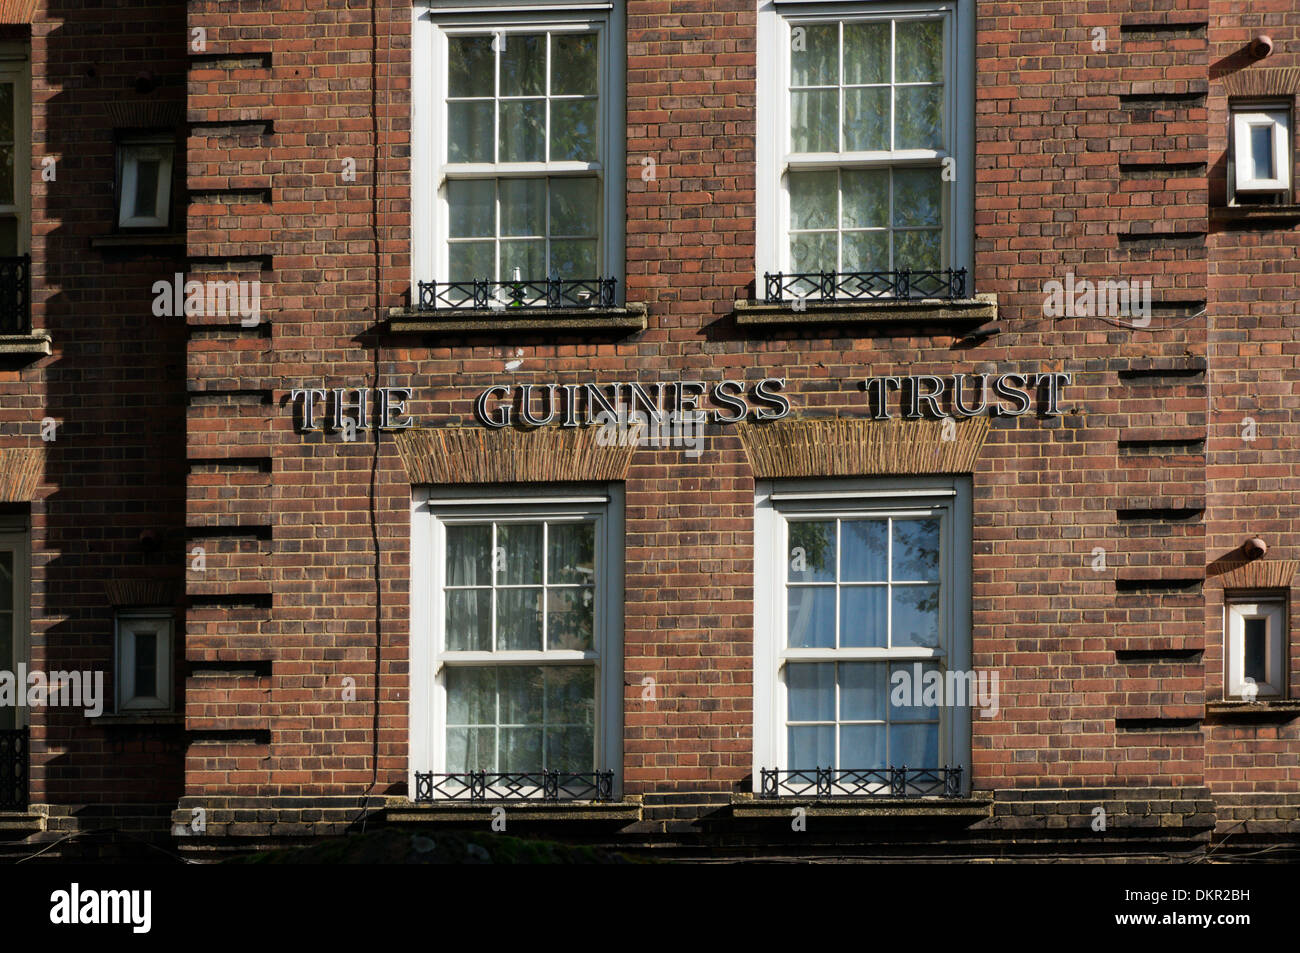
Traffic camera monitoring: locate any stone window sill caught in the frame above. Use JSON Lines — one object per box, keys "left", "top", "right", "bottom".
{"left": 729, "top": 793, "right": 992, "bottom": 820}
{"left": 732, "top": 293, "right": 997, "bottom": 328}
{"left": 387, "top": 302, "right": 647, "bottom": 336}
{"left": 0, "top": 332, "right": 51, "bottom": 357}
{"left": 387, "top": 797, "right": 642, "bottom": 825}
{"left": 1206, "top": 699, "right": 1300, "bottom": 719}
{"left": 1211, "top": 205, "right": 1300, "bottom": 224}
{"left": 92, "top": 712, "right": 184, "bottom": 727}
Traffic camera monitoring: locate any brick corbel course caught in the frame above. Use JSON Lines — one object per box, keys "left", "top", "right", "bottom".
{"left": 737, "top": 416, "right": 991, "bottom": 478}
{"left": 1222, "top": 68, "right": 1300, "bottom": 98}
{"left": 1207, "top": 559, "right": 1299, "bottom": 590}
{"left": 0, "top": 448, "right": 42, "bottom": 502}
{"left": 395, "top": 427, "right": 638, "bottom": 485}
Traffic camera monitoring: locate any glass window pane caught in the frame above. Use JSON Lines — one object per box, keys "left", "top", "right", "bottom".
{"left": 500, "top": 239, "right": 546, "bottom": 282}
{"left": 840, "top": 661, "right": 886, "bottom": 721}
{"left": 446, "top": 667, "right": 496, "bottom": 725}
{"left": 499, "top": 99, "right": 546, "bottom": 162}
{"left": 788, "top": 662, "right": 835, "bottom": 722}
{"left": 497, "top": 523, "right": 542, "bottom": 584}
{"left": 790, "top": 23, "right": 838, "bottom": 86}
{"left": 446, "top": 524, "right": 492, "bottom": 585}
{"left": 550, "top": 240, "right": 597, "bottom": 278}
{"left": 896, "top": 19, "right": 943, "bottom": 84}
{"left": 496, "top": 588, "right": 543, "bottom": 650}
{"left": 550, "top": 178, "right": 599, "bottom": 236}
{"left": 546, "top": 587, "right": 594, "bottom": 651}
{"left": 448, "top": 35, "right": 495, "bottom": 97}
{"left": 843, "top": 21, "right": 889, "bottom": 85}
{"left": 546, "top": 666, "right": 595, "bottom": 725}
{"left": 447, "top": 101, "right": 494, "bottom": 163}
{"left": 788, "top": 725, "right": 835, "bottom": 771}
{"left": 893, "top": 518, "right": 941, "bottom": 580}
{"left": 841, "top": 519, "right": 887, "bottom": 581}
{"left": 445, "top": 589, "right": 492, "bottom": 651}
{"left": 550, "top": 99, "right": 598, "bottom": 161}
{"left": 893, "top": 228, "right": 941, "bottom": 272}
{"left": 843, "top": 231, "right": 888, "bottom": 272}
{"left": 0, "top": 614, "right": 11, "bottom": 727}
{"left": 501, "top": 727, "right": 544, "bottom": 772}
{"left": 843, "top": 86, "right": 889, "bottom": 152}
{"left": 891, "top": 585, "right": 940, "bottom": 648}
{"left": 547, "top": 725, "right": 594, "bottom": 771}
{"left": 499, "top": 178, "right": 545, "bottom": 237}
{"left": 499, "top": 666, "right": 544, "bottom": 724}
{"left": 889, "top": 722, "right": 938, "bottom": 768}
{"left": 0, "top": 144, "right": 13, "bottom": 207}
{"left": 841, "top": 724, "right": 886, "bottom": 769}
{"left": 448, "top": 241, "right": 494, "bottom": 283}
{"left": 894, "top": 84, "right": 943, "bottom": 149}
{"left": 841, "top": 168, "right": 889, "bottom": 228}
{"left": 787, "top": 587, "right": 836, "bottom": 648}
{"left": 1244, "top": 617, "right": 1268, "bottom": 683}
{"left": 548, "top": 522, "right": 595, "bottom": 584}
{"left": 500, "top": 33, "right": 545, "bottom": 97}
{"left": 447, "top": 179, "right": 495, "bottom": 238}
{"left": 0, "top": 551, "right": 11, "bottom": 612}
{"left": 0, "top": 218, "right": 17, "bottom": 257}
{"left": 132, "top": 159, "right": 161, "bottom": 218}
{"left": 788, "top": 171, "right": 837, "bottom": 231}
{"left": 893, "top": 169, "right": 941, "bottom": 227}
{"left": 787, "top": 520, "right": 835, "bottom": 581}
{"left": 1251, "top": 125, "right": 1275, "bottom": 179}
{"left": 839, "top": 586, "right": 887, "bottom": 648}
{"left": 889, "top": 662, "right": 940, "bottom": 720}
{"left": 446, "top": 726, "right": 495, "bottom": 773}
{"left": 791, "top": 231, "right": 838, "bottom": 274}
{"left": 552, "top": 33, "right": 598, "bottom": 96}
{"left": 791, "top": 89, "right": 838, "bottom": 153}
{"left": 133, "top": 631, "right": 158, "bottom": 698}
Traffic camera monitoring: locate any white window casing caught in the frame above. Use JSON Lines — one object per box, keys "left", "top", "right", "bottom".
{"left": 1226, "top": 599, "right": 1286, "bottom": 700}
{"left": 117, "top": 137, "right": 175, "bottom": 229}
{"left": 1232, "top": 108, "right": 1291, "bottom": 194}
{"left": 115, "top": 611, "right": 174, "bottom": 711}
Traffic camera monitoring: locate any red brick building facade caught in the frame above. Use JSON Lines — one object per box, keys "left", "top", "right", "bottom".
{"left": 0, "top": 0, "right": 1297, "bottom": 861}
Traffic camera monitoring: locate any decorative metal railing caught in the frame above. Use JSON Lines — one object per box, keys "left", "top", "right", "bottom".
{"left": 763, "top": 268, "right": 967, "bottom": 304}
{"left": 0, "top": 728, "right": 28, "bottom": 810}
{"left": 413, "top": 770, "right": 615, "bottom": 802}
{"left": 0, "top": 255, "right": 31, "bottom": 335}
{"left": 416, "top": 277, "right": 618, "bottom": 311}
{"left": 758, "top": 766, "right": 964, "bottom": 799}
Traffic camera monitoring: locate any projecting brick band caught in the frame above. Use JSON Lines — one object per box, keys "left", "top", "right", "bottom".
{"left": 394, "top": 427, "right": 639, "bottom": 485}
{"left": 736, "top": 417, "right": 991, "bottom": 478}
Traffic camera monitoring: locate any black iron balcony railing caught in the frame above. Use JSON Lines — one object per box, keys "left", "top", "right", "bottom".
{"left": 763, "top": 268, "right": 967, "bottom": 304}
{"left": 417, "top": 277, "right": 617, "bottom": 311}
{"left": 759, "top": 766, "right": 964, "bottom": 799}
{"left": 414, "top": 770, "right": 615, "bottom": 802}
{"left": 0, "top": 255, "right": 31, "bottom": 335}
{"left": 0, "top": 728, "right": 28, "bottom": 811}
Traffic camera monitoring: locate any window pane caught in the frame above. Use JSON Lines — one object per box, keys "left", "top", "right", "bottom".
{"left": 0, "top": 217, "right": 16, "bottom": 257}
{"left": 499, "top": 99, "right": 546, "bottom": 162}
{"left": 0, "top": 144, "right": 13, "bottom": 207}
{"left": 841, "top": 724, "right": 886, "bottom": 769}
{"left": 445, "top": 590, "right": 492, "bottom": 651}
{"left": 1244, "top": 617, "right": 1268, "bottom": 683}
{"left": 552, "top": 33, "right": 598, "bottom": 96}
{"left": 548, "top": 522, "right": 595, "bottom": 585}
{"left": 788, "top": 171, "right": 837, "bottom": 231}
{"left": 0, "top": 613, "right": 10, "bottom": 725}
{"left": 788, "top": 726, "right": 835, "bottom": 770}
{"left": 496, "top": 588, "right": 542, "bottom": 650}
{"left": 787, "top": 520, "right": 835, "bottom": 581}
{"left": 891, "top": 585, "right": 940, "bottom": 647}
{"left": 447, "top": 101, "right": 494, "bottom": 162}
{"left": 501, "top": 727, "right": 543, "bottom": 772}
{"left": 546, "top": 587, "right": 594, "bottom": 651}
{"left": 896, "top": 19, "right": 943, "bottom": 84}
{"left": 550, "top": 239, "right": 597, "bottom": 278}
{"left": 446, "top": 726, "right": 495, "bottom": 773}
{"left": 841, "top": 168, "right": 889, "bottom": 228}
{"left": 890, "top": 662, "right": 940, "bottom": 720}
{"left": 840, "top": 661, "right": 886, "bottom": 721}
{"left": 0, "top": 550, "right": 11, "bottom": 612}
{"left": 1251, "top": 125, "right": 1275, "bottom": 179}
{"left": 133, "top": 632, "right": 158, "bottom": 698}
{"left": 843, "top": 86, "right": 889, "bottom": 152}
{"left": 500, "top": 178, "right": 545, "bottom": 237}
{"left": 791, "top": 231, "right": 837, "bottom": 273}
{"left": 500, "top": 33, "right": 545, "bottom": 97}
{"left": 497, "top": 523, "right": 542, "bottom": 584}
{"left": 893, "top": 169, "right": 941, "bottom": 228}
{"left": 448, "top": 35, "right": 494, "bottom": 97}
{"left": 447, "top": 179, "right": 494, "bottom": 238}
{"left": 894, "top": 228, "right": 941, "bottom": 272}
{"left": 446, "top": 524, "right": 491, "bottom": 585}
{"left": 446, "top": 667, "right": 496, "bottom": 725}
{"left": 0, "top": 83, "right": 13, "bottom": 142}
{"left": 787, "top": 587, "right": 836, "bottom": 648}
{"left": 843, "top": 21, "right": 889, "bottom": 85}
{"left": 550, "top": 177, "right": 598, "bottom": 236}
{"left": 448, "top": 241, "right": 494, "bottom": 282}
{"left": 546, "top": 666, "right": 595, "bottom": 726}
{"left": 499, "top": 666, "right": 543, "bottom": 724}
{"left": 894, "top": 84, "right": 943, "bottom": 149}
{"left": 547, "top": 726, "right": 594, "bottom": 771}
{"left": 843, "top": 231, "right": 888, "bottom": 272}
{"left": 889, "top": 722, "right": 938, "bottom": 768}
{"left": 839, "top": 586, "right": 887, "bottom": 648}
{"left": 790, "top": 23, "right": 837, "bottom": 87}
{"left": 788, "top": 662, "right": 835, "bottom": 721}
{"left": 892, "top": 518, "right": 940, "bottom": 580}
{"left": 500, "top": 239, "right": 546, "bottom": 281}
{"left": 791, "top": 89, "right": 838, "bottom": 152}
{"left": 841, "top": 519, "right": 887, "bottom": 581}
{"left": 132, "top": 159, "right": 161, "bottom": 218}
{"left": 550, "top": 99, "right": 598, "bottom": 161}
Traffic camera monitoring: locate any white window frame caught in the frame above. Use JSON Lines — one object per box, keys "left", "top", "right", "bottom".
{"left": 753, "top": 476, "right": 972, "bottom": 793}
{"left": 411, "top": 1, "right": 625, "bottom": 301}
{"left": 0, "top": 45, "right": 31, "bottom": 255}
{"left": 0, "top": 524, "right": 29, "bottom": 730}
{"left": 410, "top": 483, "right": 624, "bottom": 798}
{"left": 116, "top": 135, "right": 175, "bottom": 229}
{"left": 1232, "top": 106, "right": 1291, "bottom": 195}
{"left": 115, "top": 610, "right": 174, "bottom": 711}
{"left": 756, "top": 0, "right": 974, "bottom": 286}
{"left": 1225, "top": 597, "right": 1286, "bottom": 700}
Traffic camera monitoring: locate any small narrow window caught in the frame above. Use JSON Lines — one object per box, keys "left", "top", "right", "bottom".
{"left": 1226, "top": 598, "right": 1286, "bottom": 700}
{"left": 116, "top": 135, "right": 174, "bottom": 229}
{"left": 115, "top": 611, "right": 173, "bottom": 711}
{"left": 1231, "top": 106, "right": 1291, "bottom": 201}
